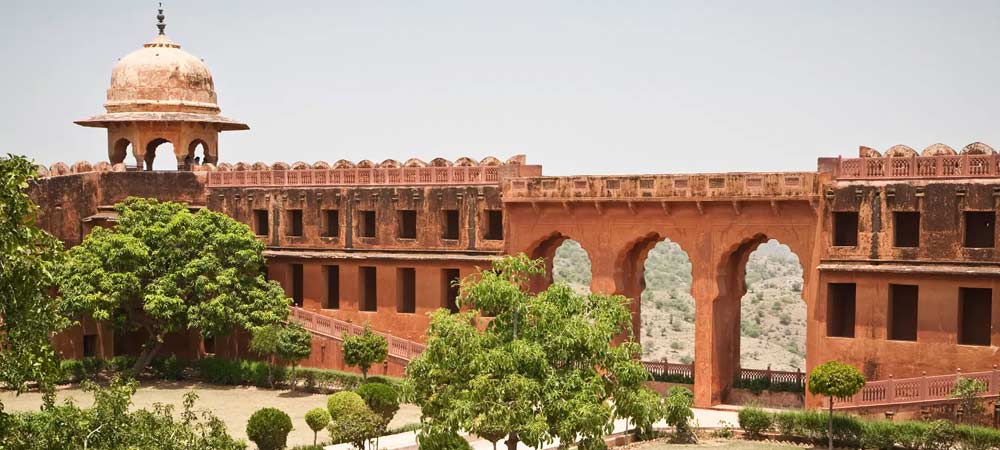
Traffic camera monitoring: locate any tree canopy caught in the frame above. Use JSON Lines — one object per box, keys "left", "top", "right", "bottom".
{"left": 0, "top": 154, "right": 68, "bottom": 396}
{"left": 342, "top": 324, "right": 388, "bottom": 380}
{"left": 407, "top": 254, "right": 657, "bottom": 450}
{"left": 808, "top": 360, "right": 865, "bottom": 450}
{"left": 57, "top": 197, "right": 290, "bottom": 373}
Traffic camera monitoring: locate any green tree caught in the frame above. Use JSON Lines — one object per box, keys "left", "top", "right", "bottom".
{"left": 327, "top": 391, "right": 380, "bottom": 449}
{"left": 304, "top": 408, "right": 330, "bottom": 446}
{"left": 250, "top": 325, "right": 282, "bottom": 388}
{"left": 0, "top": 154, "right": 69, "bottom": 399}
{"left": 57, "top": 197, "right": 290, "bottom": 374}
{"left": 952, "top": 377, "right": 988, "bottom": 422}
{"left": 245, "top": 407, "right": 292, "bottom": 450}
{"left": 342, "top": 325, "right": 387, "bottom": 380}
{"left": 808, "top": 361, "right": 865, "bottom": 450}
{"left": 407, "top": 254, "right": 655, "bottom": 450}
{"left": 276, "top": 323, "right": 312, "bottom": 391}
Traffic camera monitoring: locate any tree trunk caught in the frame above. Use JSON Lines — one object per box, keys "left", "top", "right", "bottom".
{"left": 828, "top": 398, "right": 834, "bottom": 450}
{"left": 505, "top": 433, "right": 519, "bottom": 450}
{"left": 362, "top": 366, "right": 368, "bottom": 380}
{"left": 132, "top": 335, "right": 164, "bottom": 375}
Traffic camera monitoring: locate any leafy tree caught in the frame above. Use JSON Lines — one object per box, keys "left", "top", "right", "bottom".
{"left": 0, "top": 154, "right": 68, "bottom": 398}
{"left": 952, "top": 377, "right": 988, "bottom": 422}
{"left": 276, "top": 323, "right": 312, "bottom": 390}
{"left": 250, "top": 325, "right": 282, "bottom": 388}
{"left": 407, "top": 254, "right": 655, "bottom": 450}
{"left": 342, "top": 325, "right": 387, "bottom": 380}
{"left": 661, "top": 387, "right": 695, "bottom": 442}
{"left": 327, "top": 391, "right": 380, "bottom": 449}
{"left": 808, "top": 361, "right": 865, "bottom": 450}
{"left": 356, "top": 382, "right": 400, "bottom": 449}
{"left": 246, "top": 407, "right": 292, "bottom": 450}
{"left": 57, "top": 197, "right": 290, "bottom": 374}
{"left": 304, "top": 408, "right": 330, "bottom": 446}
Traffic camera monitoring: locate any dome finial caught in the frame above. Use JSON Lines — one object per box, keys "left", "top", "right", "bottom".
{"left": 156, "top": 3, "right": 166, "bottom": 35}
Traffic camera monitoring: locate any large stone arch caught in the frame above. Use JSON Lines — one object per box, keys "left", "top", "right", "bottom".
{"left": 110, "top": 138, "right": 132, "bottom": 165}
{"left": 615, "top": 232, "right": 696, "bottom": 344}
{"left": 524, "top": 231, "right": 594, "bottom": 294}
{"left": 144, "top": 138, "right": 173, "bottom": 171}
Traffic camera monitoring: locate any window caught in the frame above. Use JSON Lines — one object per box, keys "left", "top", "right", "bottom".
{"left": 964, "top": 211, "right": 996, "bottom": 248}
{"left": 397, "top": 268, "right": 416, "bottom": 313}
{"left": 83, "top": 334, "right": 98, "bottom": 358}
{"left": 959, "top": 288, "right": 992, "bottom": 346}
{"left": 398, "top": 210, "right": 417, "bottom": 239}
{"left": 442, "top": 210, "right": 460, "bottom": 240}
{"left": 827, "top": 283, "right": 856, "bottom": 338}
{"left": 203, "top": 335, "right": 216, "bottom": 354}
{"left": 893, "top": 212, "right": 920, "bottom": 248}
{"left": 253, "top": 210, "right": 269, "bottom": 236}
{"left": 832, "top": 211, "right": 859, "bottom": 247}
{"left": 360, "top": 266, "right": 377, "bottom": 311}
{"left": 484, "top": 210, "right": 503, "bottom": 240}
{"left": 322, "top": 210, "right": 339, "bottom": 238}
{"left": 286, "top": 209, "right": 303, "bottom": 237}
{"left": 888, "top": 284, "right": 918, "bottom": 341}
{"left": 359, "top": 211, "right": 376, "bottom": 238}
{"left": 443, "top": 268, "right": 460, "bottom": 313}
{"left": 291, "top": 263, "right": 304, "bottom": 307}
{"left": 325, "top": 265, "right": 340, "bottom": 309}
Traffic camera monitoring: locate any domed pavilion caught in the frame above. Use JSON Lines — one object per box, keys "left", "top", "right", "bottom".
{"left": 75, "top": 6, "right": 247, "bottom": 170}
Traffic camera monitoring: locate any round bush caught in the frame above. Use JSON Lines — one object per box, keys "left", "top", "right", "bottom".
{"left": 738, "top": 406, "right": 773, "bottom": 439}
{"left": 305, "top": 408, "right": 330, "bottom": 432}
{"left": 246, "top": 407, "right": 293, "bottom": 450}
{"left": 327, "top": 391, "right": 368, "bottom": 418}
{"left": 416, "top": 428, "right": 473, "bottom": 450}
{"left": 355, "top": 382, "right": 399, "bottom": 421}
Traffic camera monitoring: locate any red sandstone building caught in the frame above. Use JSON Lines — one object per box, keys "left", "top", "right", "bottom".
{"left": 31, "top": 14, "right": 1000, "bottom": 408}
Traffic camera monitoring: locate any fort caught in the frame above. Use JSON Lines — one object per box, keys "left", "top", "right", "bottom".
{"left": 29, "top": 13, "right": 1000, "bottom": 410}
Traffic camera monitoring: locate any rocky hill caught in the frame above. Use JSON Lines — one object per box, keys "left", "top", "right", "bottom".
{"left": 552, "top": 239, "right": 805, "bottom": 371}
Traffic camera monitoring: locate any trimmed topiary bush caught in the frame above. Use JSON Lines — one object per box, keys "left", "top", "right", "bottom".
{"left": 355, "top": 382, "right": 399, "bottom": 422}
{"left": 416, "top": 428, "right": 473, "bottom": 450}
{"left": 304, "top": 407, "right": 330, "bottom": 446}
{"left": 326, "top": 392, "right": 381, "bottom": 449}
{"left": 808, "top": 361, "right": 865, "bottom": 450}
{"left": 327, "top": 391, "right": 368, "bottom": 418}
{"left": 738, "top": 406, "right": 772, "bottom": 439}
{"left": 246, "top": 407, "right": 293, "bottom": 450}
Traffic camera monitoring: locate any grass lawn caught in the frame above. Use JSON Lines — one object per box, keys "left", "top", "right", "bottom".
{"left": 631, "top": 439, "right": 816, "bottom": 449}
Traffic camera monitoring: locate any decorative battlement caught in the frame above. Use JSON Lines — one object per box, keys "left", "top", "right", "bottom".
{"left": 205, "top": 155, "right": 541, "bottom": 187}
{"left": 502, "top": 172, "right": 820, "bottom": 202}
{"left": 836, "top": 142, "right": 1000, "bottom": 180}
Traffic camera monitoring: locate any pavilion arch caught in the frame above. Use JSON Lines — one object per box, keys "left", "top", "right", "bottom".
{"left": 187, "top": 139, "right": 210, "bottom": 168}
{"left": 110, "top": 138, "right": 132, "bottom": 165}
{"left": 615, "top": 232, "right": 694, "bottom": 348}
{"left": 525, "top": 231, "right": 593, "bottom": 293}
{"left": 144, "top": 138, "right": 174, "bottom": 171}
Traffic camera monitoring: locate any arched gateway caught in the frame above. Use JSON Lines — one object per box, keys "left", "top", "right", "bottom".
{"left": 504, "top": 173, "right": 823, "bottom": 407}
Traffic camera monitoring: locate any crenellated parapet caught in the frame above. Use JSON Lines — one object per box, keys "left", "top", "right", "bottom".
{"left": 837, "top": 142, "right": 1000, "bottom": 180}
{"left": 36, "top": 160, "right": 130, "bottom": 178}
{"left": 204, "top": 155, "right": 540, "bottom": 187}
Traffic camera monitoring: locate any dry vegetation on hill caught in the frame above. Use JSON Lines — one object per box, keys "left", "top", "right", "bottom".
{"left": 552, "top": 239, "right": 805, "bottom": 371}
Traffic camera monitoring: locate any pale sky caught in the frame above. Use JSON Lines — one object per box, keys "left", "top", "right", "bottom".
{"left": 3, "top": 1, "right": 1000, "bottom": 175}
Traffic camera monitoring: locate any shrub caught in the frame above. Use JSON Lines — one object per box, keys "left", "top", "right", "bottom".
{"left": 356, "top": 382, "right": 399, "bottom": 423}
{"left": 246, "top": 407, "right": 293, "bottom": 450}
{"left": 616, "top": 386, "right": 665, "bottom": 441}
{"left": 416, "top": 428, "right": 473, "bottom": 450}
{"left": 195, "top": 357, "right": 244, "bottom": 385}
{"left": 342, "top": 324, "right": 388, "bottom": 380}
{"left": 59, "top": 359, "right": 85, "bottom": 383}
{"left": 957, "top": 424, "right": 1000, "bottom": 450}
{"left": 151, "top": 355, "right": 185, "bottom": 381}
{"left": 953, "top": 377, "right": 988, "bottom": 422}
{"left": 738, "top": 406, "right": 772, "bottom": 439}
{"left": 662, "top": 387, "right": 694, "bottom": 442}
{"left": 326, "top": 392, "right": 380, "bottom": 449}
{"left": 108, "top": 355, "right": 138, "bottom": 374}
{"left": 304, "top": 408, "right": 330, "bottom": 446}
{"left": 81, "top": 357, "right": 104, "bottom": 378}
{"left": 859, "top": 419, "right": 896, "bottom": 450}
{"left": 773, "top": 411, "right": 799, "bottom": 437}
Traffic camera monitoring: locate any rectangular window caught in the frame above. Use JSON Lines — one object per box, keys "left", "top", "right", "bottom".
{"left": 287, "top": 209, "right": 303, "bottom": 237}
{"left": 291, "top": 263, "right": 304, "bottom": 307}
{"left": 442, "top": 210, "right": 460, "bottom": 240}
{"left": 203, "top": 336, "right": 216, "bottom": 354}
{"left": 964, "top": 211, "right": 996, "bottom": 248}
{"left": 893, "top": 212, "right": 920, "bottom": 248}
{"left": 360, "top": 266, "right": 377, "bottom": 311}
{"left": 83, "top": 334, "right": 98, "bottom": 358}
{"left": 888, "top": 284, "right": 918, "bottom": 341}
{"left": 959, "top": 287, "right": 992, "bottom": 346}
{"left": 832, "top": 211, "right": 859, "bottom": 247}
{"left": 359, "top": 211, "right": 376, "bottom": 238}
{"left": 325, "top": 265, "right": 340, "bottom": 309}
{"left": 253, "top": 210, "right": 269, "bottom": 236}
{"left": 398, "top": 210, "right": 417, "bottom": 239}
{"left": 827, "top": 283, "right": 856, "bottom": 338}
{"left": 443, "top": 268, "right": 460, "bottom": 313}
{"left": 397, "top": 268, "right": 416, "bottom": 313}
{"left": 322, "top": 210, "right": 339, "bottom": 238}
{"left": 484, "top": 210, "right": 503, "bottom": 240}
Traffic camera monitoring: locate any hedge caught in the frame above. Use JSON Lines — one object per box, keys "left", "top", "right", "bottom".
{"left": 740, "top": 409, "right": 1000, "bottom": 450}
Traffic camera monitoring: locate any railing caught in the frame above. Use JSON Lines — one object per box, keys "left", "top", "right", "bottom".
{"left": 643, "top": 360, "right": 695, "bottom": 381}
{"left": 289, "top": 307, "right": 425, "bottom": 362}
{"left": 503, "top": 172, "right": 820, "bottom": 201}
{"left": 642, "top": 360, "right": 804, "bottom": 388}
{"left": 207, "top": 166, "right": 510, "bottom": 187}
{"left": 837, "top": 155, "right": 1000, "bottom": 180}
{"left": 834, "top": 368, "right": 1000, "bottom": 409}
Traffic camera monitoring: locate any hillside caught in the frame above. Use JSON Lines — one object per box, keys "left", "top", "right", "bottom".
{"left": 552, "top": 239, "right": 806, "bottom": 371}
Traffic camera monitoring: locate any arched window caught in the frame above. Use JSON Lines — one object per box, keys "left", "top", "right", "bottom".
{"left": 145, "top": 138, "right": 175, "bottom": 171}
{"left": 111, "top": 138, "right": 132, "bottom": 165}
